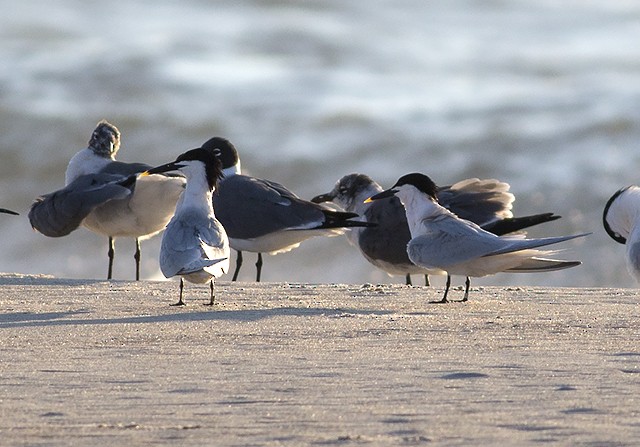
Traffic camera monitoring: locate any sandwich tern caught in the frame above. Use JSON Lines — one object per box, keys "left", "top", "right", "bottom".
{"left": 143, "top": 142, "right": 230, "bottom": 306}
{"left": 29, "top": 120, "right": 185, "bottom": 280}
{"left": 209, "top": 137, "right": 374, "bottom": 282}
{"left": 312, "top": 173, "right": 560, "bottom": 286}
{"left": 603, "top": 185, "right": 640, "bottom": 282}
{"left": 366, "top": 173, "right": 586, "bottom": 302}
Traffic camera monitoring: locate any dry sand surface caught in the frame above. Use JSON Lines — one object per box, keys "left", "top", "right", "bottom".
{"left": 1, "top": 273, "right": 639, "bottom": 446}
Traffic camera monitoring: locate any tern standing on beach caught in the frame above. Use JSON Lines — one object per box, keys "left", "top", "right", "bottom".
{"left": 312, "top": 173, "right": 561, "bottom": 286}
{"left": 144, "top": 142, "right": 230, "bottom": 306}
{"left": 366, "top": 173, "right": 586, "bottom": 302}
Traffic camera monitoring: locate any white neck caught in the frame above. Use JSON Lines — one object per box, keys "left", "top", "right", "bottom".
{"left": 65, "top": 148, "right": 113, "bottom": 185}
{"left": 222, "top": 160, "right": 241, "bottom": 178}
{"left": 176, "top": 162, "right": 215, "bottom": 213}
{"left": 395, "top": 187, "right": 444, "bottom": 238}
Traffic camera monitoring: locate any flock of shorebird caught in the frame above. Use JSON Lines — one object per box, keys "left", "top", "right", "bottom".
{"left": 1, "top": 120, "right": 634, "bottom": 304}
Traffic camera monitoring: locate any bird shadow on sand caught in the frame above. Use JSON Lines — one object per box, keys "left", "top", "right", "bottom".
{"left": 0, "top": 274, "right": 115, "bottom": 287}
{"left": 0, "top": 306, "right": 393, "bottom": 329}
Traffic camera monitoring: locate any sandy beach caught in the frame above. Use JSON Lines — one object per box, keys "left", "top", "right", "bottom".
{"left": 0, "top": 273, "right": 638, "bottom": 446}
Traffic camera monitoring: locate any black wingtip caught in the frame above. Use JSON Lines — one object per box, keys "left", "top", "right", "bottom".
{"left": 117, "top": 174, "right": 138, "bottom": 189}
{"left": 319, "top": 209, "right": 376, "bottom": 229}
{"left": 482, "top": 212, "right": 562, "bottom": 236}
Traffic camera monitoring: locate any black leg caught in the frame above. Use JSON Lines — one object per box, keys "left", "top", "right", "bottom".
{"left": 431, "top": 274, "right": 451, "bottom": 304}
{"left": 255, "top": 253, "right": 263, "bottom": 282}
{"left": 134, "top": 238, "right": 141, "bottom": 281}
{"left": 462, "top": 277, "right": 470, "bottom": 302}
{"left": 424, "top": 275, "right": 430, "bottom": 287}
{"left": 232, "top": 250, "right": 242, "bottom": 281}
{"left": 107, "top": 237, "right": 115, "bottom": 280}
{"left": 171, "top": 278, "right": 186, "bottom": 306}
{"left": 405, "top": 274, "right": 412, "bottom": 285}
{"left": 205, "top": 279, "right": 215, "bottom": 306}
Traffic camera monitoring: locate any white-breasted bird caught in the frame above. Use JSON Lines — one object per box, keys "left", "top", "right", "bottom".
{"left": 366, "top": 173, "right": 586, "bottom": 302}
{"left": 603, "top": 185, "right": 640, "bottom": 282}
{"left": 209, "top": 137, "right": 374, "bottom": 282}
{"left": 312, "top": 173, "right": 560, "bottom": 286}
{"left": 143, "top": 142, "right": 230, "bottom": 306}
{"left": 30, "top": 120, "right": 185, "bottom": 280}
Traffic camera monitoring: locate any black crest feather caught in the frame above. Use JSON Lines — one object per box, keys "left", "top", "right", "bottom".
{"left": 393, "top": 173, "right": 439, "bottom": 199}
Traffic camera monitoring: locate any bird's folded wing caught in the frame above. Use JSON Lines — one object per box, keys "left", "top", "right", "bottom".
{"left": 482, "top": 233, "right": 589, "bottom": 257}
{"left": 99, "top": 161, "right": 151, "bottom": 176}
{"left": 198, "top": 220, "right": 231, "bottom": 264}
{"left": 437, "top": 178, "right": 514, "bottom": 225}
{"left": 407, "top": 214, "right": 507, "bottom": 268}
{"left": 28, "top": 173, "right": 133, "bottom": 237}
{"left": 358, "top": 200, "right": 413, "bottom": 264}
{"left": 214, "top": 175, "right": 326, "bottom": 238}
{"left": 160, "top": 214, "right": 229, "bottom": 277}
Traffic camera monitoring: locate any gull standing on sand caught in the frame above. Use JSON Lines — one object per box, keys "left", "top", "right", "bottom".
{"left": 312, "top": 173, "right": 560, "bottom": 285}
{"left": 29, "top": 120, "right": 185, "bottom": 280}
{"left": 366, "top": 173, "right": 586, "bottom": 302}
{"left": 603, "top": 185, "right": 640, "bottom": 282}
{"left": 209, "top": 137, "right": 374, "bottom": 282}
{"left": 143, "top": 142, "right": 230, "bottom": 306}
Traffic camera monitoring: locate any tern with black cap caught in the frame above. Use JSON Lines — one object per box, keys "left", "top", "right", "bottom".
{"left": 366, "top": 173, "right": 587, "bottom": 302}
{"left": 143, "top": 138, "right": 230, "bottom": 306}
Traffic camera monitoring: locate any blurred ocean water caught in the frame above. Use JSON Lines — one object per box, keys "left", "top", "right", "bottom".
{"left": 1, "top": 0, "right": 640, "bottom": 288}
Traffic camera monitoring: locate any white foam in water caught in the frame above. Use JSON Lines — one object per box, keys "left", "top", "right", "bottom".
{"left": 1, "top": 0, "right": 640, "bottom": 287}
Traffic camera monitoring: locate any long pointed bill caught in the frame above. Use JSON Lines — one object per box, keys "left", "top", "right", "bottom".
{"left": 310, "top": 193, "right": 335, "bottom": 204}
{"left": 364, "top": 188, "right": 397, "bottom": 203}
{"left": 140, "top": 161, "right": 185, "bottom": 177}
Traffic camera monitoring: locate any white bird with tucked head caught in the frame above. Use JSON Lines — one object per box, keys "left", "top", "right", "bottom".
{"left": 366, "top": 173, "right": 587, "bottom": 302}
{"left": 144, "top": 141, "right": 230, "bottom": 306}
{"left": 603, "top": 185, "right": 640, "bottom": 282}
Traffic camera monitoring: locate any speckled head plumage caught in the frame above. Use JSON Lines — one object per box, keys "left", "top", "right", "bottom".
{"left": 311, "top": 173, "right": 377, "bottom": 208}
{"left": 88, "top": 120, "right": 121, "bottom": 158}
{"left": 337, "top": 174, "right": 376, "bottom": 198}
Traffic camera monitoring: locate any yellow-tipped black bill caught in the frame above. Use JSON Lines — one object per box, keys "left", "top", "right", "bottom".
{"left": 364, "top": 188, "right": 397, "bottom": 203}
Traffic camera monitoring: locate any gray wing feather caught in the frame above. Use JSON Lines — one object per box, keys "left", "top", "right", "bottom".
{"left": 506, "top": 258, "right": 581, "bottom": 272}
{"left": 160, "top": 210, "right": 229, "bottom": 278}
{"left": 437, "top": 178, "right": 514, "bottom": 225}
{"left": 28, "top": 173, "right": 133, "bottom": 237}
{"left": 408, "top": 215, "right": 501, "bottom": 268}
{"left": 99, "top": 161, "right": 151, "bottom": 176}
{"left": 358, "top": 197, "right": 413, "bottom": 265}
{"left": 408, "top": 213, "right": 587, "bottom": 269}
{"left": 213, "top": 175, "right": 326, "bottom": 239}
